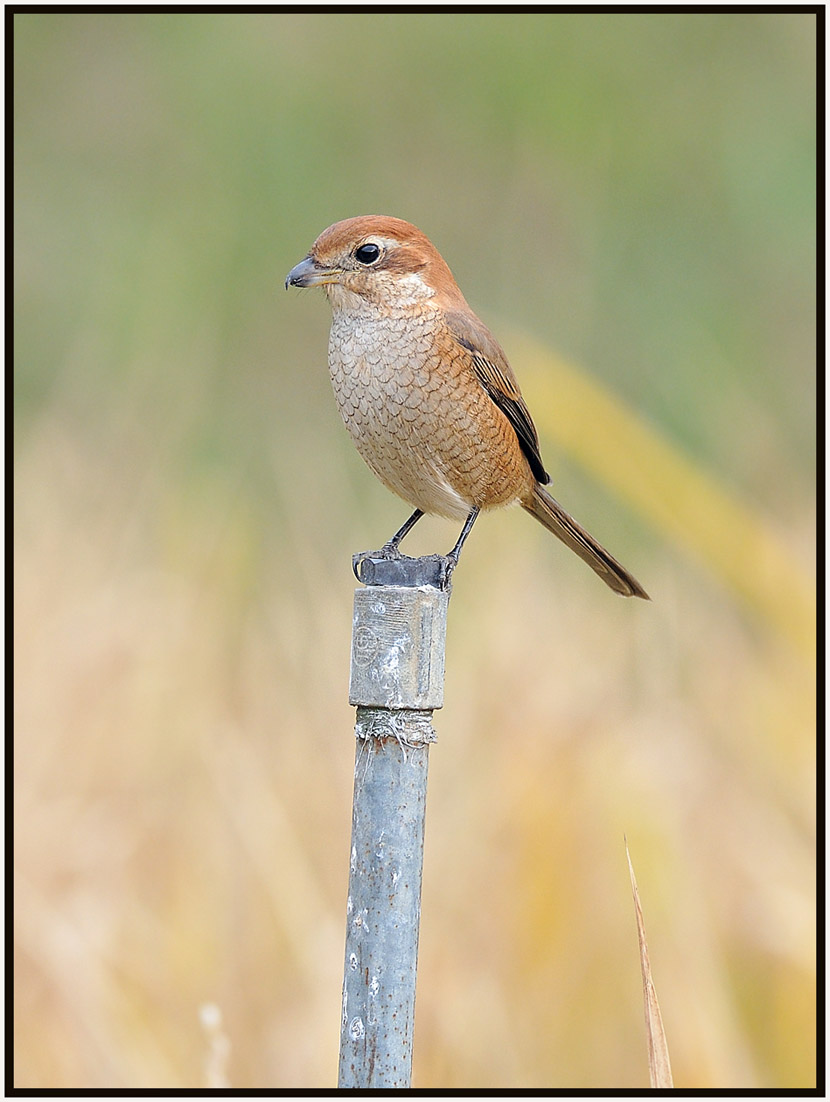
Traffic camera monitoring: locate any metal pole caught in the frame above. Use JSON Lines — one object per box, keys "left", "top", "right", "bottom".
{"left": 338, "top": 553, "right": 450, "bottom": 1089}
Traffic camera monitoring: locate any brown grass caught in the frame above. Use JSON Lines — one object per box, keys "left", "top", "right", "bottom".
{"left": 13, "top": 367, "right": 816, "bottom": 1088}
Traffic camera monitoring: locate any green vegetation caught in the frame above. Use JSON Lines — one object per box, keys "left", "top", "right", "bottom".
{"left": 14, "top": 12, "right": 815, "bottom": 1089}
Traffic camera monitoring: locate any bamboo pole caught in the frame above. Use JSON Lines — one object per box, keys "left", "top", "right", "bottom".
{"left": 337, "top": 553, "right": 450, "bottom": 1089}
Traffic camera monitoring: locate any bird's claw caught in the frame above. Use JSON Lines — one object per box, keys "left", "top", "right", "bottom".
{"left": 352, "top": 544, "right": 400, "bottom": 583}
{"left": 379, "top": 541, "right": 404, "bottom": 559}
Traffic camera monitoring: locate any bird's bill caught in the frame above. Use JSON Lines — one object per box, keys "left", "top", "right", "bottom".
{"left": 284, "top": 255, "right": 339, "bottom": 289}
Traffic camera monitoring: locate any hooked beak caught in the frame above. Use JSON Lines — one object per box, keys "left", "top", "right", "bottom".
{"left": 284, "top": 255, "right": 339, "bottom": 290}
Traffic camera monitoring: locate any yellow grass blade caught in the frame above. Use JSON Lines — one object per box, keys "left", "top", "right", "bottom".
{"left": 507, "top": 329, "right": 815, "bottom": 662}
{"left": 626, "top": 839, "right": 674, "bottom": 1089}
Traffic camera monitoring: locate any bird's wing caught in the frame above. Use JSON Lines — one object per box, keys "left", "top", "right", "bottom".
{"left": 445, "top": 310, "right": 550, "bottom": 485}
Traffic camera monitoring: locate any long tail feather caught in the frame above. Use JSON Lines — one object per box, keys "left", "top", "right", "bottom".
{"left": 522, "top": 486, "right": 649, "bottom": 599}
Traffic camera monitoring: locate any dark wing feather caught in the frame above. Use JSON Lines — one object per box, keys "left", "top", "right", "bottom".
{"left": 446, "top": 311, "right": 550, "bottom": 486}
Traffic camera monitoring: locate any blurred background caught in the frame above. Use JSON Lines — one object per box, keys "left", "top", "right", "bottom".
{"left": 13, "top": 11, "right": 816, "bottom": 1090}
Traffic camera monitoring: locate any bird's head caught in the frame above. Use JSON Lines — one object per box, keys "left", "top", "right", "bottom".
{"left": 285, "top": 216, "right": 467, "bottom": 313}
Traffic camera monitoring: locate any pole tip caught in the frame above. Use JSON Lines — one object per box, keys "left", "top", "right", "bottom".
{"left": 353, "top": 552, "right": 452, "bottom": 590}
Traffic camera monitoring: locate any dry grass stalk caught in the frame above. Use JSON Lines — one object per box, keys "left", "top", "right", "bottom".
{"left": 626, "top": 839, "right": 674, "bottom": 1089}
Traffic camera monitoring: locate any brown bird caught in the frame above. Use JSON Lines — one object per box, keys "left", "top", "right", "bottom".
{"left": 286, "top": 215, "right": 648, "bottom": 599}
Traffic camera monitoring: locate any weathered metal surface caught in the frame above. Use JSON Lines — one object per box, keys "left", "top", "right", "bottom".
{"left": 338, "top": 729, "right": 430, "bottom": 1089}
{"left": 338, "top": 567, "right": 449, "bottom": 1088}
{"left": 349, "top": 585, "right": 449, "bottom": 711}
{"left": 353, "top": 551, "right": 451, "bottom": 590}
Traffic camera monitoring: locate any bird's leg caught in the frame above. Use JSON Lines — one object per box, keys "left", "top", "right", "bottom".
{"left": 353, "top": 509, "right": 427, "bottom": 585}
{"left": 354, "top": 506, "right": 478, "bottom": 591}
{"left": 445, "top": 507, "right": 480, "bottom": 572}
{"left": 380, "top": 508, "right": 425, "bottom": 556}
{"left": 435, "top": 507, "right": 480, "bottom": 588}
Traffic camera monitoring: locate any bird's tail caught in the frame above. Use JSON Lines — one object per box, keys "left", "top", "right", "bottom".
{"left": 522, "top": 485, "right": 649, "bottom": 599}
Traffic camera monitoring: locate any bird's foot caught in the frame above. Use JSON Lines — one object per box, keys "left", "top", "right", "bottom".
{"left": 441, "top": 552, "right": 460, "bottom": 588}
{"left": 379, "top": 539, "right": 405, "bottom": 558}
{"left": 352, "top": 542, "right": 402, "bottom": 584}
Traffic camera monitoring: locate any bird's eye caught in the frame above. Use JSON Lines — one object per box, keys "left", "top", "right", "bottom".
{"left": 354, "top": 242, "right": 381, "bottom": 265}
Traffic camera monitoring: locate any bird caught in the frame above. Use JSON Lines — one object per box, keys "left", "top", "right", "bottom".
{"left": 285, "top": 215, "right": 648, "bottom": 599}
